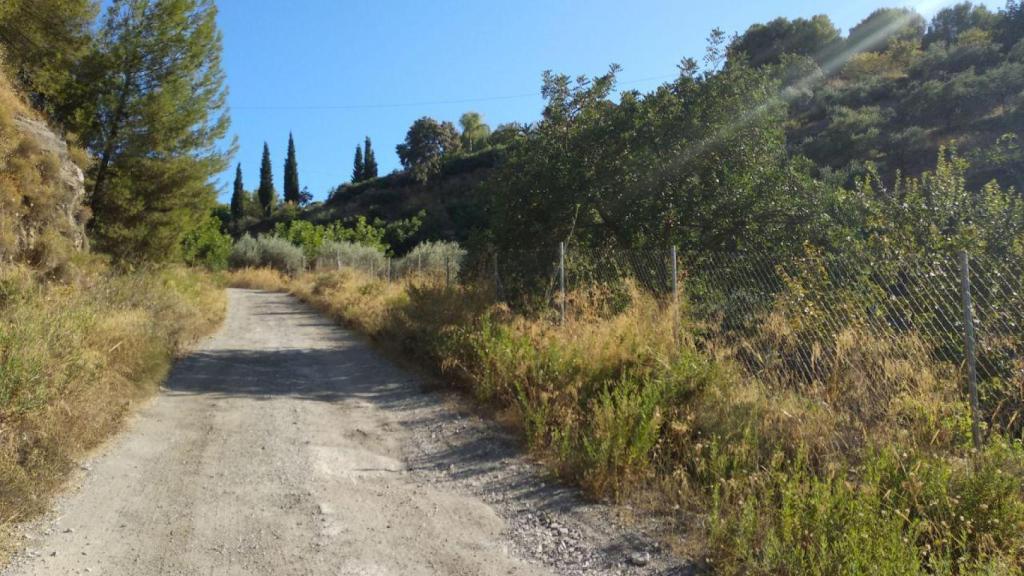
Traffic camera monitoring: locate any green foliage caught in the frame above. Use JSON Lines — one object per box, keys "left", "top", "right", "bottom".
{"left": 229, "top": 235, "right": 305, "bottom": 275}
{"left": 82, "top": 0, "right": 232, "bottom": 264}
{"left": 267, "top": 215, "right": 423, "bottom": 262}
{"left": 826, "top": 148, "right": 1024, "bottom": 259}
{"left": 352, "top": 144, "right": 364, "bottom": 183}
{"left": 731, "top": 14, "right": 841, "bottom": 67}
{"left": 181, "top": 215, "right": 231, "bottom": 270}
{"left": 396, "top": 116, "right": 462, "bottom": 183}
{"left": 773, "top": 3, "right": 1023, "bottom": 189}
{"left": 363, "top": 136, "right": 378, "bottom": 179}
{"left": 228, "top": 234, "right": 260, "bottom": 268}
{"left": 484, "top": 44, "right": 820, "bottom": 265}
{"left": 708, "top": 443, "right": 1024, "bottom": 575}
{"left": 315, "top": 241, "right": 386, "bottom": 271}
{"left": 393, "top": 240, "right": 465, "bottom": 277}
{"left": 459, "top": 111, "right": 491, "bottom": 152}
{"left": 847, "top": 8, "right": 927, "bottom": 53}
{"left": 230, "top": 163, "right": 245, "bottom": 221}
{"left": 254, "top": 236, "right": 305, "bottom": 275}
{"left": 283, "top": 132, "right": 299, "bottom": 205}
{"left": 258, "top": 142, "right": 276, "bottom": 216}
{"left": 925, "top": 3, "right": 1000, "bottom": 47}
{"left": 0, "top": 0, "right": 96, "bottom": 120}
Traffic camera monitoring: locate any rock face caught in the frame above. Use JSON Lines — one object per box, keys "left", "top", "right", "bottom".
{"left": 13, "top": 115, "right": 89, "bottom": 253}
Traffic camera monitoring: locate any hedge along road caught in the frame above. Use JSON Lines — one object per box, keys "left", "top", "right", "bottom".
{"left": 2, "top": 289, "right": 690, "bottom": 576}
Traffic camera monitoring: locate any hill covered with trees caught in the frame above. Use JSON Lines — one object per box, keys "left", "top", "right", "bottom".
{"left": 289, "top": 2, "right": 1023, "bottom": 262}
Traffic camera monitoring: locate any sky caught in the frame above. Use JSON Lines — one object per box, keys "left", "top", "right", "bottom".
{"left": 213, "top": 0, "right": 953, "bottom": 203}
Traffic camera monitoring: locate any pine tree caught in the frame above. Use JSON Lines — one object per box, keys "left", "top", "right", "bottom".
{"left": 84, "top": 0, "right": 232, "bottom": 262}
{"left": 230, "top": 163, "right": 245, "bottom": 220}
{"left": 283, "top": 132, "right": 299, "bottom": 205}
{"left": 258, "top": 142, "right": 276, "bottom": 216}
{"left": 352, "top": 145, "right": 364, "bottom": 183}
{"left": 363, "top": 136, "right": 378, "bottom": 179}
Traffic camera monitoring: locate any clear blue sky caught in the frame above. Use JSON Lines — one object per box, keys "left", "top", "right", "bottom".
{"left": 213, "top": 0, "right": 951, "bottom": 203}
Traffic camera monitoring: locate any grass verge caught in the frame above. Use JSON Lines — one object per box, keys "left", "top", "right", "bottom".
{"left": 228, "top": 268, "right": 1024, "bottom": 575}
{"left": 0, "top": 262, "right": 225, "bottom": 558}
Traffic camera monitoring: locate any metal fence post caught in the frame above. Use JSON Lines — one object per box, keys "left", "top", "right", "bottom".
{"left": 493, "top": 251, "right": 501, "bottom": 301}
{"left": 671, "top": 245, "right": 679, "bottom": 344}
{"left": 445, "top": 253, "right": 451, "bottom": 288}
{"left": 559, "top": 241, "right": 566, "bottom": 325}
{"left": 959, "top": 249, "right": 982, "bottom": 449}
{"left": 386, "top": 257, "right": 391, "bottom": 283}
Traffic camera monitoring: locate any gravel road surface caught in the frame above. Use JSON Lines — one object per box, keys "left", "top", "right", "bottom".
{"left": 3, "top": 289, "right": 696, "bottom": 576}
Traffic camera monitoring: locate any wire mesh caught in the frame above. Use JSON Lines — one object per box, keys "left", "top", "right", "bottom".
{"left": 489, "top": 243, "right": 1024, "bottom": 436}
{"left": 683, "top": 250, "right": 1024, "bottom": 436}
{"left": 315, "top": 242, "right": 466, "bottom": 285}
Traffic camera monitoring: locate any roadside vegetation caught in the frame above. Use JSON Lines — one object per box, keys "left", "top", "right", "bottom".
{"left": 0, "top": 263, "right": 223, "bottom": 549}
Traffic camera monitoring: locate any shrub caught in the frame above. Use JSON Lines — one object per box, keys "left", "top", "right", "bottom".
{"left": 182, "top": 215, "right": 232, "bottom": 270}
{"left": 256, "top": 236, "right": 306, "bottom": 275}
{"left": 229, "top": 234, "right": 306, "bottom": 275}
{"left": 315, "top": 241, "right": 387, "bottom": 275}
{"left": 393, "top": 240, "right": 466, "bottom": 278}
{"left": 229, "top": 234, "right": 261, "bottom": 268}
{"left": 0, "top": 264, "right": 223, "bottom": 540}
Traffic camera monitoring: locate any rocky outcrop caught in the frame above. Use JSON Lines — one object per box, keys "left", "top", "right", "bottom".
{"left": 13, "top": 115, "right": 89, "bottom": 252}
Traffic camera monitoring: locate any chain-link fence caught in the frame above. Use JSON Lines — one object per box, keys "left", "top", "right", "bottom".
{"left": 313, "top": 240, "right": 466, "bottom": 285}
{"left": 487, "top": 244, "right": 1024, "bottom": 443}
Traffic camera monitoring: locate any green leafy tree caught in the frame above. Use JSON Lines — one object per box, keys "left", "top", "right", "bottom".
{"left": 0, "top": 0, "right": 96, "bottom": 119}
{"left": 488, "top": 122, "right": 528, "bottom": 147}
{"left": 230, "top": 163, "right": 245, "bottom": 220}
{"left": 181, "top": 214, "right": 232, "bottom": 270}
{"left": 484, "top": 37, "right": 826, "bottom": 270}
{"left": 283, "top": 132, "right": 299, "bottom": 205}
{"left": 363, "top": 136, "right": 378, "bottom": 179}
{"left": 847, "top": 8, "right": 927, "bottom": 53}
{"left": 258, "top": 142, "right": 276, "bottom": 216}
{"left": 83, "top": 0, "right": 233, "bottom": 262}
{"left": 396, "top": 116, "right": 461, "bottom": 182}
{"left": 997, "top": 0, "right": 1024, "bottom": 49}
{"left": 352, "top": 144, "right": 364, "bottom": 183}
{"left": 924, "top": 2, "right": 1000, "bottom": 47}
{"left": 459, "top": 111, "right": 492, "bottom": 151}
{"left": 731, "top": 15, "right": 841, "bottom": 67}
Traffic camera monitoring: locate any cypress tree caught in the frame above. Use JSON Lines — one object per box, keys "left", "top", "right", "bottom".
{"left": 283, "top": 132, "right": 299, "bottom": 204}
{"left": 352, "top": 145, "right": 364, "bottom": 183}
{"left": 258, "top": 142, "right": 276, "bottom": 216}
{"left": 363, "top": 136, "right": 378, "bottom": 179}
{"left": 230, "top": 163, "right": 245, "bottom": 220}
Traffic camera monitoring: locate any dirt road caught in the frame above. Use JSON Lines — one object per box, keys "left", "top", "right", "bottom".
{"left": 3, "top": 289, "right": 692, "bottom": 576}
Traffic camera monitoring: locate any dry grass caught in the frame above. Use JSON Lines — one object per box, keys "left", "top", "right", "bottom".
{"left": 226, "top": 267, "right": 291, "bottom": 292}
{"left": 0, "top": 263, "right": 225, "bottom": 559}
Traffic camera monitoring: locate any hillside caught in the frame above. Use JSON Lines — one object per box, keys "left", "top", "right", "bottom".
{"left": 733, "top": 4, "right": 1024, "bottom": 188}
{"left": 0, "top": 71, "right": 89, "bottom": 275}
{"left": 239, "top": 148, "right": 502, "bottom": 254}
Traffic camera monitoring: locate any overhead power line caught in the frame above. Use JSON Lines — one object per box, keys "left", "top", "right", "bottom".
{"left": 230, "top": 73, "right": 679, "bottom": 111}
